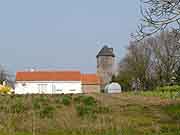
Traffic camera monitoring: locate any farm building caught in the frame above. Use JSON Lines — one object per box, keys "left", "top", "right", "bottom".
{"left": 15, "top": 71, "right": 100, "bottom": 94}
{"left": 15, "top": 46, "right": 117, "bottom": 94}
{"left": 81, "top": 74, "right": 101, "bottom": 93}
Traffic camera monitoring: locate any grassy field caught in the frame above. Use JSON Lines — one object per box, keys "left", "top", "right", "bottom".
{"left": 0, "top": 93, "right": 179, "bottom": 135}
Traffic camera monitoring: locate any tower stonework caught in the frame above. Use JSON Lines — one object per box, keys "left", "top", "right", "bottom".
{"left": 96, "top": 46, "right": 115, "bottom": 90}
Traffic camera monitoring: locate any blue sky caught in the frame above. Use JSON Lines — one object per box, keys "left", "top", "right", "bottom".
{"left": 0, "top": 0, "right": 140, "bottom": 74}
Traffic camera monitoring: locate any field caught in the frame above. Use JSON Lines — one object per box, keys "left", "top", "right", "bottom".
{"left": 0, "top": 92, "right": 180, "bottom": 135}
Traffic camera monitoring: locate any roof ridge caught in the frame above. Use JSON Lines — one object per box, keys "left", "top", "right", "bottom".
{"left": 17, "top": 70, "right": 80, "bottom": 73}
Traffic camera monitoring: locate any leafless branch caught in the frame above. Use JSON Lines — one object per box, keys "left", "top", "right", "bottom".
{"left": 134, "top": 0, "right": 180, "bottom": 40}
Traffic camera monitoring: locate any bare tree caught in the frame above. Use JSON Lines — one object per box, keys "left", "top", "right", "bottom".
{"left": 0, "top": 65, "right": 9, "bottom": 84}
{"left": 118, "top": 30, "right": 180, "bottom": 90}
{"left": 118, "top": 40, "right": 153, "bottom": 90}
{"left": 135, "top": 0, "right": 180, "bottom": 40}
{"left": 150, "top": 30, "right": 180, "bottom": 85}
{"left": 0, "top": 65, "right": 14, "bottom": 87}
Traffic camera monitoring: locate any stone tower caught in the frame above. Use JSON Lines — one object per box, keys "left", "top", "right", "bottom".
{"left": 96, "top": 46, "right": 115, "bottom": 90}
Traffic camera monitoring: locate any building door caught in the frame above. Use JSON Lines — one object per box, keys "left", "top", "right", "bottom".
{"left": 52, "top": 84, "right": 56, "bottom": 94}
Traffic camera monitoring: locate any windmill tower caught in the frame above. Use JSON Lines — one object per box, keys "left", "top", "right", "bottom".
{"left": 96, "top": 46, "right": 115, "bottom": 90}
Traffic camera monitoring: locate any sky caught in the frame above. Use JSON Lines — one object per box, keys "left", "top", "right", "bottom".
{"left": 0, "top": 0, "right": 141, "bottom": 74}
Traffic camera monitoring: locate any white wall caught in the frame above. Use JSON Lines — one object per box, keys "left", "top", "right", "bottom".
{"left": 15, "top": 81, "right": 82, "bottom": 94}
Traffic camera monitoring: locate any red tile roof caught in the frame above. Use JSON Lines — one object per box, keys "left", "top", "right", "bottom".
{"left": 81, "top": 74, "right": 100, "bottom": 85}
{"left": 16, "top": 71, "right": 81, "bottom": 81}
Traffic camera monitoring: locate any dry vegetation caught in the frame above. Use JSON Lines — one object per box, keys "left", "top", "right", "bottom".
{"left": 0, "top": 93, "right": 179, "bottom": 135}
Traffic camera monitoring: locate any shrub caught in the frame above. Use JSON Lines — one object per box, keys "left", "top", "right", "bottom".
{"left": 11, "top": 98, "right": 26, "bottom": 113}
{"left": 75, "top": 104, "right": 96, "bottom": 119}
{"left": 40, "top": 105, "right": 55, "bottom": 119}
{"left": 61, "top": 95, "right": 72, "bottom": 106}
{"left": 74, "top": 96, "right": 97, "bottom": 118}
{"left": 74, "top": 95, "right": 96, "bottom": 106}
{"left": 32, "top": 98, "right": 41, "bottom": 110}
{"left": 31, "top": 95, "right": 56, "bottom": 119}
{"left": 74, "top": 95, "right": 110, "bottom": 118}
{"left": 0, "top": 86, "right": 11, "bottom": 94}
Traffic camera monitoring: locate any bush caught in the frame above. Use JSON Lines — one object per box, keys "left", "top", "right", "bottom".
{"left": 74, "top": 95, "right": 110, "bottom": 118}
{"left": 32, "top": 95, "right": 50, "bottom": 110}
{"left": 32, "top": 97, "right": 41, "bottom": 110}
{"left": 39, "top": 105, "right": 55, "bottom": 119}
{"left": 11, "top": 97, "right": 26, "bottom": 113}
{"left": 75, "top": 104, "right": 94, "bottom": 117}
{"left": 31, "top": 95, "right": 56, "bottom": 119}
{"left": 0, "top": 86, "right": 11, "bottom": 94}
{"left": 74, "top": 95, "right": 96, "bottom": 106}
{"left": 61, "top": 95, "right": 72, "bottom": 106}
{"left": 74, "top": 96, "right": 97, "bottom": 118}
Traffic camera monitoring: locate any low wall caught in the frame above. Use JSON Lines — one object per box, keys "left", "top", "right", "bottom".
{"left": 82, "top": 84, "right": 101, "bottom": 93}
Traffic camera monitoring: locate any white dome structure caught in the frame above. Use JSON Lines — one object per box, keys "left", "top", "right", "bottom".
{"left": 104, "top": 82, "right": 122, "bottom": 93}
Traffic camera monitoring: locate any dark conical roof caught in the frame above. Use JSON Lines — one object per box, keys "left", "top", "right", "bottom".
{"left": 96, "top": 46, "right": 115, "bottom": 58}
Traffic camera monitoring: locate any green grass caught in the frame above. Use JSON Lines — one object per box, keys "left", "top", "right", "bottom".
{"left": 127, "top": 85, "right": 180, "bottom": 99}
{"left": 163, "top": 104, "right": 180, "bottom": 120}
{"left": 128, "top": 91, "right": 180, "bottom": 99}
{"left": 13, "top": 128, "right": 137, "bottom": 135}
{"left": 0, "top": 93, "right": 180, "bottom": 135}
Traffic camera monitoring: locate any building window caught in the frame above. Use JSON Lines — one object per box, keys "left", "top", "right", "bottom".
{"left": 38, "top": 84, "right": 48, "bottom": 93}
{"left": 22, "top": 83, "right": 26, "bottom": 86}
{"left": 56, "top": 89, "right": 62, "bottom": 91}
